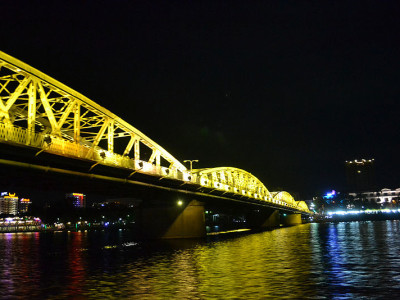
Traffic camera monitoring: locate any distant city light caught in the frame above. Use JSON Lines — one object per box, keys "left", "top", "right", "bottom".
{"left": 327, "top": 209, "right": 400, "bottom": 216}
{"left": 323, "top": 190, "right": 336, "bottom": 199}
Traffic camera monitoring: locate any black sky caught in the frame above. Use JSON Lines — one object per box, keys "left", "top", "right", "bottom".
{"left": 1, "top": 1, "right": 400, "bottom": 198}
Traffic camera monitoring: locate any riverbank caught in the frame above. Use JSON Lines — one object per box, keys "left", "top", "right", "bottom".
{"left": 312, "top": 210, "right": 400, "bottom": 223}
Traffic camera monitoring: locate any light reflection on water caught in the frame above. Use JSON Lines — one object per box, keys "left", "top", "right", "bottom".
{"left": 1, "top": 221, "right": 400, "bottom": 298}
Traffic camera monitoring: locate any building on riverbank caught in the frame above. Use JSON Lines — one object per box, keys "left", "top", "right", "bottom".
{"left": 349, "top": 188, "right": 400, "bottom": 207}
{"left": 19, "top": 198, "right": 32, "bottom": 214}
{"left": 0, "top": 193, "right": 33, "bottom": 215}
{"left": 0, "top": 192, "right": 19, "bottom": 215}
{"left": 0, "top": 216, "right": 43, "bottom": 232}
{"left": 310, "top": 187, "right": 400, "bottom": 215}
{"left": 65, "top": 193, "right": 86, "bottom": 208}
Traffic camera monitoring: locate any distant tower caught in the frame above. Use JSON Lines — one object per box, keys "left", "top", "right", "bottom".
{"left": 345, "top": 159, "right": 375, "bottom": 192}
{"left": 65, "top": 193, "right": 86, "bottom": 208}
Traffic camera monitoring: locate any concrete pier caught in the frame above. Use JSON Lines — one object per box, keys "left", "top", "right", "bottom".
{"left": 247, "top": 208, "right": 281, "bottom": 229}
{"left": 139, "top": 199, "right": 206, "bottom": 239}
{"left": 281, "top": 213, "right": 302, "bottom": 226}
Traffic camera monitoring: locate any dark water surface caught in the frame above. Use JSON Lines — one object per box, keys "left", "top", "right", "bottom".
{"left": 1, "top": 221, "right": 400, "bottom": 299}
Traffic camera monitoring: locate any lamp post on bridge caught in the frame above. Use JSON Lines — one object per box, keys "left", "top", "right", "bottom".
{"left": 183, "top": 160, "right": 198, "bottom": 172}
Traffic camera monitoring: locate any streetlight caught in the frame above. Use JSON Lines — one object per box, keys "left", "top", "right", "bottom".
{"left": 183, "top": 159, "right": 198, "bottom": 171}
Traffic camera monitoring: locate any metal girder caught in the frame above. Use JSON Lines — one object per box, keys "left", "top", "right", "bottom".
{"left": 107, "top": 120, "right": 114, "bottom": 152}
{"left": 0, "top": 50, "right": 186, "bottom": 172}
{"left": 0, "top": 76, "right": 30, "bottom": 112}
{"left": 192, "top": 167, "right": 311, "bottom": 213}
{"left": 296, "top": 201, "right": 309, "bottom": 211}
{"left": 193, "top": 167, "right": 271, "bottom": 198}
{"left": 0, "top": 51, "right": 310, "bottom": 214}
{"left": 74, "top": 103, "right": 80, "bottom": 142}
{"left": 26, "top": 81, "right": 36, "bottom": 145}
{"left": 271, "top": 191, "right": 296, "bottom": 206}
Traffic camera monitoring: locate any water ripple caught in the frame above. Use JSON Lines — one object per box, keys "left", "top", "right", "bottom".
{"left": 1, "top": 221, "right": 400, "bottom": 298}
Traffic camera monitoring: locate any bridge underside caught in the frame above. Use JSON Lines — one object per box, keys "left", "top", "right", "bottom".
{"left": 0, "top": 142, "right": 306, "bottom": 210}
{"left": 1, "top": 144, "right": 304, "bottom": 239}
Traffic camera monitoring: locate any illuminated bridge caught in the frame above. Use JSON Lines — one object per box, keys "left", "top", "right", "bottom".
{"left": 0, "top": 51, "right": 310, "bottom": 238}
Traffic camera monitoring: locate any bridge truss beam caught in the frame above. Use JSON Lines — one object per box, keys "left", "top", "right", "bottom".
{"left": 0, "top": 51, "right": 310, "bottom": 214}
{"left": 0, "top": 51, "right": 187, "bottom": 179}
{"left": 191, "top": 167, "right": 310, "bottom": 213}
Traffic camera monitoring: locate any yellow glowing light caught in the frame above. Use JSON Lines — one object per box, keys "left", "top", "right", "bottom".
{"left": 177, "top": 200, "right": 183, "bottom": 206}
{"left": 0, "top": 50, "right": 311, "bottom": 216}
{"left": 0, "top": 50, "right": 187, "bottom": 179}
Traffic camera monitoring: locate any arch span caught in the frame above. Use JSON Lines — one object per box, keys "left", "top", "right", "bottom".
{"left": 192, "top": 167, "right": 310, "bottom": 213}
{"left": 0, "top": 51, "right": 310, "bottom": 214}
{"left": 192, "top": 167, "right": 271, "bottom": 200}
{"left": 0, "top": 51, "right": 186, "bottom": 177}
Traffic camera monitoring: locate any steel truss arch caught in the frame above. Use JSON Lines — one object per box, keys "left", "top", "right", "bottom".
{"left": 269, "top": 191, "right": 309, "bottom": 212}
{"left": 0, "top": 51, "right": 186, "bottom": 176}
{"left": 271, "top": 191, "right": 296, "bottom": 206}
{"left": 296, "top": 201, "right": 309, "bottom": 212}
{"left": 192, "top": 167, "right": 310, "bottom": 212}
{"left": 0, "top": 51, "right": 310, "bottom": 214}
{"left": 192, "top": 167, "right": 271, "bottom": 199}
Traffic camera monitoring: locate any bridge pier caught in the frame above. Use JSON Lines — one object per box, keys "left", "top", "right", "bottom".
{"left": 281, "top": 213, "right": 302, "bottom": 226}
{"left": 138, "top": 199, "right": 206, "bottom": 239}
{"left": 247, "top": 210, "right": 303, "bottom": 230}
{"left": 247, "top": 208, "right": 281, "bottom": 230}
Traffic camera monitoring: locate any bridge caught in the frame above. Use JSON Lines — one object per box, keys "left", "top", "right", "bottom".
{"left": 0, "top": 51, "right": 310, "bottom": 238}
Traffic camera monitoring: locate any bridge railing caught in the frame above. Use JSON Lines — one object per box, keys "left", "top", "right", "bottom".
{"left": 0, "top": 123, "right": 193, "bottom": 180}
{"left": 0, "top": 122, "right": 201, "bottom": 185}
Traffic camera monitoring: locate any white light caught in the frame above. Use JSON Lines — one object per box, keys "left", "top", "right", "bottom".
{"left": 200, "top": 177, "right": 208, "bottom": 186}
{"left": 183, "top": 172, "right": 192, "bottom": 182}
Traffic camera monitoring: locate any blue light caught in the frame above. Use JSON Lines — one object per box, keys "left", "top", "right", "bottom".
{"left": 323, "top": 190, "right": 336, "bottom": 199}
{"left": 327, "top": 209, "right": 400, "bottom": 216}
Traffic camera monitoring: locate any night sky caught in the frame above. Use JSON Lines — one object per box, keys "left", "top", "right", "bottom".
{"left": 1, "top": 1, "right": 400, "bottom": 199}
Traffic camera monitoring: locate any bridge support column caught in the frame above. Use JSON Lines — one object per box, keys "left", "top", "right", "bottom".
{"left": 281, "top": 213, "right": 302, "bottom": 226}
{"left": 247, "top": 208, "right": 280, "bottom": 230}
{"left": 139, "top": 199, "right": 206, "bottom": 239}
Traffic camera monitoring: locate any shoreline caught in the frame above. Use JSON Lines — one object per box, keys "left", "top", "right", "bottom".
{"left": 311, "top": 211, "right": 400, "bottom": 223}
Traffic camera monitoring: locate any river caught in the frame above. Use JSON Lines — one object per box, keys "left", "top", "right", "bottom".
{"left": 1, "top": 221, "right": 400, "bottom": 299}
